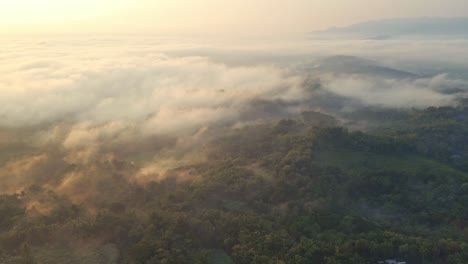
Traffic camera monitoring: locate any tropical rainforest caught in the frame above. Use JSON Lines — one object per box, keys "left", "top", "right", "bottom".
{"left": 1, "top": 105, "right": 468, "bottom": 264}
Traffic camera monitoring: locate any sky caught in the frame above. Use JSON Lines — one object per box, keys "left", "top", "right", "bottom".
{"left": 1, "top": 0, "right": 468, "bottom": 36}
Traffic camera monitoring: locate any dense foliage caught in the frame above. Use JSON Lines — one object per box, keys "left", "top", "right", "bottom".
{"left": 1, "top": 107, "right": 468, "bottom": 263}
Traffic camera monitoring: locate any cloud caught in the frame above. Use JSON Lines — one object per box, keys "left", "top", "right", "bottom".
{"left": 2, "top": 36, "right": 468, "bottom": 198}
{"left": 2, "top": 37, "right": 468, "bottom": 150}
{"left": 320, "top": 74, "right": 464, "bottom": 108}
{"left": 0, "top": 37, "right": 306, "bottom": 197}
{"left": 0, "top": 42, "right": 305, "bottom": 133}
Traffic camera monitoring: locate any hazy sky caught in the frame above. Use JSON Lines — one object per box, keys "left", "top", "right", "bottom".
{"left": 1, "top": 0, "right": 468, "bottom": 36}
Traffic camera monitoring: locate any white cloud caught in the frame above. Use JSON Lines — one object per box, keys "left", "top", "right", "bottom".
{"left": 322, "top": 74, "right": 463, "bottom": 108}
{"left": 2, "top": 36, "right": 468, "bottom": 145}
{"left": 2, "top": 36, "right": 468, "bottom": 194}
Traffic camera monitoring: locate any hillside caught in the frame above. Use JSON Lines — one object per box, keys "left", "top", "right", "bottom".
{"left": 312, "top": 56, "right": 419, "bottom": 79}
{"left": 312, "top": 17, "right": 468, "bottom": 38}
{"left": 1, "top": 108, "right": 468, "bottom": 263}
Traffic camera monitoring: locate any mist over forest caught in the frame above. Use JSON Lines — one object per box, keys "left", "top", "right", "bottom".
{"left": 2, "top": 21, "right": 468, "bottom": 264}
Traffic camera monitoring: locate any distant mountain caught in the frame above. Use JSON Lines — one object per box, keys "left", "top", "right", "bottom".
{"left": 310, "top": 55, "right": 419, "bottom": 79}
{"left": 312, "top": 17, "right": 468, "bottom": 38}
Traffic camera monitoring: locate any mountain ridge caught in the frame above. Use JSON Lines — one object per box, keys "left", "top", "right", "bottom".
{"left": 312, "top": 17, "right": 468, "bottom": 38}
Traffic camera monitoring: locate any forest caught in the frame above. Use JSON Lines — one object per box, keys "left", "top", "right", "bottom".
{"left": 1, "top": 106, "right": 468, "bottom": 264}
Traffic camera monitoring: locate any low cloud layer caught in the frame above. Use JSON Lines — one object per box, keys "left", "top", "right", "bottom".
{"left": 2, "top": 36, "right": 468, "bottom": 200}
{"left": 0, "top": 41, "right": 304, "bottom": 131}
{"left": 322, "top": 74, "right": 467, "bottom": 108}
{"left": 3, "top": 37, "right": 468, "bottom": 128}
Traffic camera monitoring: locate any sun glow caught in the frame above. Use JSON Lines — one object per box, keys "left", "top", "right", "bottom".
{"left": 0, "top": 0, "right": 130, "bottom": 34}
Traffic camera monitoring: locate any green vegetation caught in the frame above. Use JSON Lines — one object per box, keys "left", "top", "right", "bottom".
{"left": 1, "top": 107, "right": 468, "bottom": 263}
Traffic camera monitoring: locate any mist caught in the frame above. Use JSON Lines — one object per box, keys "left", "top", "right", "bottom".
{"left": 1, "top": 36, "right": 468, "bottom": 197}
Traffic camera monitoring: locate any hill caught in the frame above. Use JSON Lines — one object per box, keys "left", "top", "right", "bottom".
{"left": 312, "top": 17, "right": 468, "bottom": 39}
{"left": 312, "top": 55, "right": 419, "bottom": 79}
{"left": 1, "top": 108, "right": 468, "bottom": 263}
